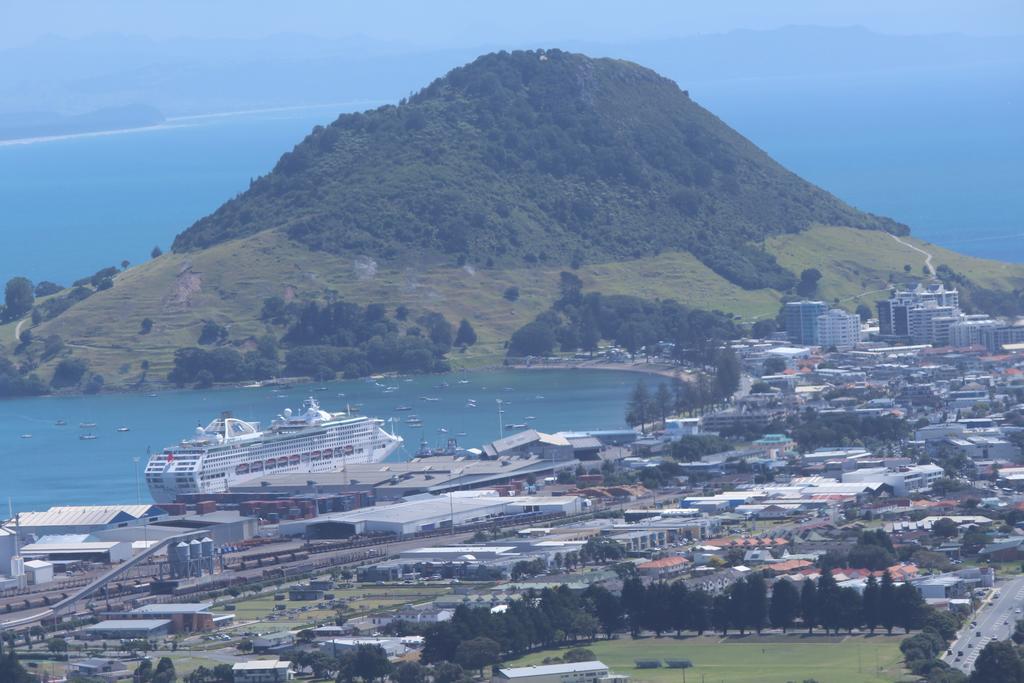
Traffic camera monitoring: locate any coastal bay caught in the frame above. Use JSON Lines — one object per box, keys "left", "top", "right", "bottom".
{"left": 0, "top": 369, "right": 639, "bottom": 512}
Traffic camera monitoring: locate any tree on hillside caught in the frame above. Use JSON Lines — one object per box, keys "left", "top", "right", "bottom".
{"left": 153, "top": 657, "right": 176, "bottom": 683}
{"left": 4, "top": 277, "right": 34, "bottom": 319}
{"left": 503, "top": 286, "right": 519, "bottom": 302}
{"left": 51, "top": 358, "right": 88, "bottom": 388}
{"left": 151, "top": 246, "right": 163, "bottom": 258}
{"left": 139, "top": 317, "right": 154, "bottom": 335}
{"left": 796, "top": 268, "right": 823, "bottom": 297}
{"left": 801, "top": 577, "right": 818, "bottom": 634}
{"left": 769, "top": 579, "right": 800, "bottom": 633}
{"left": 508, "top": 320, "right": 554, "bottom": 356}
{"left": 454, "top": 319, "right": 477, "bottom": 347}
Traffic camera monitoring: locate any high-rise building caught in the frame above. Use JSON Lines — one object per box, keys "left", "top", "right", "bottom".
{"left": 815, "top": 309, "right": 862, "bottom": 350}
{"left": 979, "top": 323, "right": 1024, "bottom": 353}
{"left": 876, "top": 283, "right": 960, "bottom": 343}
{"left": 950, "top": 316, "right": 1000, "bottom": 348}
{"left": 784, "top": 301, "right": 828, "bottom": 345}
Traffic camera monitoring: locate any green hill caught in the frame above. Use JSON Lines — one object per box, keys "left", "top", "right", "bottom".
{"left": 173, "top": 49, "right": 902, "bottom": 291}
{"left": 4, "top": 49, "right": 1024, "bottom": 391}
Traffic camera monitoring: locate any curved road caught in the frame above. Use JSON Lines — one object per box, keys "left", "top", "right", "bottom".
{"left": 890, "top": 233, "right": 934, "bottom": 276}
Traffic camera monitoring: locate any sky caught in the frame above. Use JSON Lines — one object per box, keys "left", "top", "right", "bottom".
{"left": 2, "top": 0, "right": 1022, "bottom": 48}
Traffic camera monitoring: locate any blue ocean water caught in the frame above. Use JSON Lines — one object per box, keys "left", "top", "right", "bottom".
{"left": 0, "top": 105, "right": 350, "bottom": 284}
{"left": 696, "top": 64, "right": 1024, "bottom": 262}
{"left": 0, "top": 369, "right": 638, "bottom": 511}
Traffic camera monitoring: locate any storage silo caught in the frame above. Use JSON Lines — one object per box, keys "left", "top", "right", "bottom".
{"left": 200, "top": 537, "right": 215, "bottom": 574}
{"left": 170, "top": 542, "right": 190, "bottom": 579}
{"left": 189, "top": 539, "right": 203, "bottom": 576}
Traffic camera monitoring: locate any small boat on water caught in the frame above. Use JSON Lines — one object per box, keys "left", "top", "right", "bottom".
{"left": 20, "top": 434, "right": 32, "bottom": 439}
{"left": 80, "top": 434, "right": 98, "bottom": 441}
{"left": 116, "top": 426, "right": 130, "bottom": 433}
{"left": 524, "top": 416, "right": 536, "bottom": 420}
{"left": 55, "top": 419, "right": 67, "bottom": 426}
{"left": 146, "top": 393, "right": 159, "bottom": 398}
{"left": 457, "top": 432, "right": 468, "bottom": 437}
{"left": 437, "top": 427, "right": 448, "bottom": 434}
{"left": 79, "top": 422, "right": 97, "bottom": 429}
{"left": 457, "top": 379, "right": 470, "bottom": 384}
{"left": 395, "top": 405, "right": 413, "bottom": 411}
{"left": 506, "top": 423, "right": 528, "bottom": 430}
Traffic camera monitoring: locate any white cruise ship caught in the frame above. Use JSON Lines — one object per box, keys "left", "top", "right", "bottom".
{"left": 145, "top": 398, "right": 402, "bottom": 503}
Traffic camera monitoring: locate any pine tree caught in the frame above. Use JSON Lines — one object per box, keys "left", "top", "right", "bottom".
{"left": 862, "top": 574, "right": 880, "bottom": 633}
{"left": 800, "top": 578, "right": 818, "bottom": 634}
{"left": 816, "top": 571, "right": 841, "bottom": 634}
{"left": 879, "top": 571, "right": 897, "bottom": 635}
{"left": 626, "top": 380, "right": 652, "bottom": 433}
{"left": 895, "top": 582, "right": 926, "bottom": 633}
{"left": 769, "top": 579, "right": 800, "bottom": 633}
{"left": 744, "top": 573, "right": 768, "bottom": 634}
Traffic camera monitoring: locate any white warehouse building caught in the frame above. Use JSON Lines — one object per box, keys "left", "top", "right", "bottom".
{"left": 279, "top": 494, "right": 583, "bottom": 539}
{"left": 842, "top": 464, "right": 943, "bottom": 497}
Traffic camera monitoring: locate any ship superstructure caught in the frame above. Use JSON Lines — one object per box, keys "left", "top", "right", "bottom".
{"left": 145, "top": 398, "right": 402, "bottom": 502}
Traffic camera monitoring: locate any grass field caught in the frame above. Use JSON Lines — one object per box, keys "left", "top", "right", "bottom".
{"left": 8, "top": 223, "right": 1024, "bottom": 385}
{"left": 506, "top": 634, "right": 908, "bottom": 683}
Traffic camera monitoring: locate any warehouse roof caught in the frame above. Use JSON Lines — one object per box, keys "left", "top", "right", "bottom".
{"left": 20, "top": 541, "right": 126, "bottom": 553}
{"left": 16, "top": 505, "right": 165, "bottom": 528}
{"left": 85, "top": 619, "right": 171, "bottom": 631}
{"left": 497, "top": 661, "right": 608, "bottom": 678}
{"left": 134, "top": 602, "right": 212, "bottom": 614}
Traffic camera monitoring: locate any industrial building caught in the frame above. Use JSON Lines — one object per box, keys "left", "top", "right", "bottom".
{"left": 481, "top": 430, "right": 574, "bottom": 460}
{"left": 81, "top": 619, "right": 173, "bottom": 640}
{"left": 229, "top": 455, "right": 572, "bottom": 502}
{"left": 18, "top": 539, "right": 132, "bottom": 565}
{"left": 9, "top": 505, "right": 168, "bottom": 540}
{"left": 232, "top": 659, "right": 294, "bottom": 683}
{"left": 493, "top": 661, "right": 621, "bottom": 683}
{"left": 99, "top": 602, "right": 230, "bottom": 633}
{"left": 278, "top": 493, "right": 582, "bottom": 539}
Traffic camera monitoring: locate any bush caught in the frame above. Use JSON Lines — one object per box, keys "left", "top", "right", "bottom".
{"left": 51, "top": 358, "right": 88, "bottom": 388}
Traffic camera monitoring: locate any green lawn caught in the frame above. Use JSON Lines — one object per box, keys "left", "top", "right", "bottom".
{"left": 506, "top": 634, "right": 908, "bottom": 683}
{"left": 227, "top": 585, "right": 452, "bottom": 630}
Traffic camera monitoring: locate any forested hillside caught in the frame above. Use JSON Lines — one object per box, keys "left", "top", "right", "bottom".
{"left": 174, "top": 49, "right": 903, "bottom": 291}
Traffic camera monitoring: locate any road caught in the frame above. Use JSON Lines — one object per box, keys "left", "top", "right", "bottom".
{"left": 946, "top": 576, "right": 1024, "bottom": 673}
{"left": 890, "top": 233, "right": 934, "bottom": 276}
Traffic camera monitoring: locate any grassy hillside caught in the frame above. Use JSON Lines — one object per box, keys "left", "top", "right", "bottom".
{"left": 8, "top": 225, "right": 1023, "bottom": 388}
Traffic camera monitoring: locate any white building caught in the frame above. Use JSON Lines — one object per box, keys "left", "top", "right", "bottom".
{"left": 815, "top": 309, "right": 862, "bottom": 351}
{"left": 842, "top": 464, "right": 943, "bottom": 496}
{"left": 24, "top": 559, "right": 53, "bottom": 585}
{"left": 949, "top": 317, "right": 999, "bottom": 348}
{"left": 494, "top": 661, "right": 624, "bottom": 683}
{"left": 232, "top": 659, "right": 293, "bottom": 683}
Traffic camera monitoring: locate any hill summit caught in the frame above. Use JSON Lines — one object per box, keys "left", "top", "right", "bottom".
{"left": 173, "top": 49, "right": 903, "bottom": 291}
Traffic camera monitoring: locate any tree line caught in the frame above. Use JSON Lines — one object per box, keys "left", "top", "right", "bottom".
{"left": 508, "top": 273, "right": 740, "bottom": 359}
{"left": 421, "top": 569, "right": 934, "bottom": 667}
